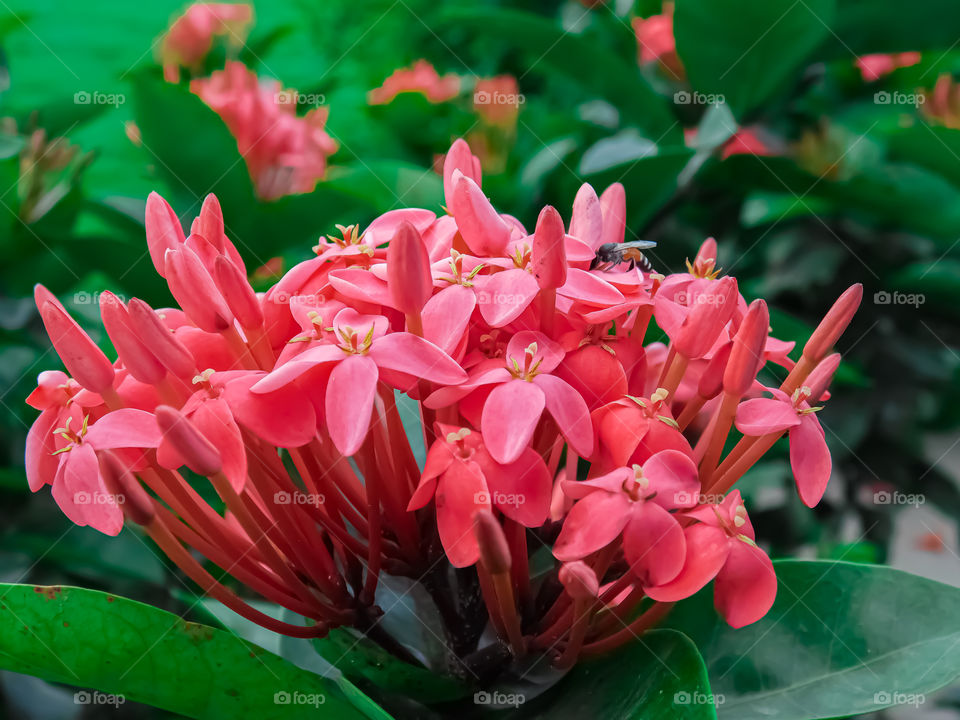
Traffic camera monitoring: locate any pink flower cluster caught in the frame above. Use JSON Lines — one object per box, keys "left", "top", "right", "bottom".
{"left": 26, "top": 139, "right": 860, "bottom": 662}
{"left": 191, "top": 61, "right": 338, "bottom": 200}
{"left": 161, "top": 3, "right": 253, "bottom": 83}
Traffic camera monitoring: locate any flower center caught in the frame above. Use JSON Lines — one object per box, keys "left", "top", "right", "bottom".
{"left": 622, "top": 464, "right": 654, "bottom": 502}
{"left": 50, "top": 414, "right": 89, "bottom": 455}
{"left": 439, "top": 250, "right": 483, "bottom": 287}
{"left": 336, "top": 324, "right": 375, "bottom": 355}
{"left": 445, "top": 427, "right": 473, "bottom": 458}
{"left": 508, "top": 342, "right": 543, "bottom": 381}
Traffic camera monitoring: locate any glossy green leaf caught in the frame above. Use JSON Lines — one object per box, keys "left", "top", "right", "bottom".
{"left": 674, "top": 0, "right": 835, "bottom": 119}
{"left": 0, "top": 584, "right": 369, "bottom": 719}
{"left": 666, "top": 560, "right": 960, "bottom": 719}
{"left": 312, "top": 626, "right": 469, "bottom": 705}
{"left": 510, "top": 630, "right": 716, "bottom": 719}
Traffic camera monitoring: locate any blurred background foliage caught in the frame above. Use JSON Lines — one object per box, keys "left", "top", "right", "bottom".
{"left": 2, "top": 0, "right": 960, "bottom": 715}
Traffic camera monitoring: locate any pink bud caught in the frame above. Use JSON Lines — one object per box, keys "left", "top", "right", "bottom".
{"left": 473, "top": 510, "right": 511, "bottom": 574}
{"left": 155, "top": 405, "right": 222, "bottom": 477}
{"left": 126, "top": 299, "right": 197, "bottom": 377}
{"left": 164, "top": 247, "right": 232, "bottom": 333}
{"left": 674, "top": 276, "right": 738, "bottom": 359}
{"left": 443, "top": 138, "right": 481, "bottom": 211}
{"left": 599, "top": 183, "right": 626, "bottom": 247}
{"left": 803, "top": 284, "right": 863, "bottom": 362}
{"left": 33, "top": 283, "right": 65, "bottom": 312}
{"left": 145, "top": 192, "right": 185, "bottom": 277}
{"left": 723, "top": 299, "right": 769, "bottom": 396}
{"left": 569, "top": 183, "right": 602, "bottom": 246}
{"left": 806, "top": 353, "right": 842, "bottom": 401}
{"left": 559, "top": 561, "right": 599, "bottom": 600}
{"left": 196, "top": 194, "right": 225, "bottom": 251}
{"left": 386, "top": 221, "right": 433, "bottom": 314}
{"left": 697, "top": 340, "right": 733, "bottom": 400}
{"left": 450, "top": 172, "right": 511, "bottom": 257}
{"left": 531, "top": 205, "right": 567, "bottom": 289}
{"left": 37, "top": 297, "right": 115, "bottom": 394}
{"left": 99, "top": 291, "right": 167, "bottom": 385}
{"left": 696, "top": 237, "right": 717, "bottom": 266}
{"left": 213, "top": 255, "right": 263, "bottom": 329}
{"left": 98, "top": 449, "right": 155, "bottom": 526}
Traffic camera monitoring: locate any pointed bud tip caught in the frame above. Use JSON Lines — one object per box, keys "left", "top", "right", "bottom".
{"left": 155, "top": 405, "right": 222, "bottom": 477}
{"left": 473, "top": 510, "right": 511, "bottom": 574}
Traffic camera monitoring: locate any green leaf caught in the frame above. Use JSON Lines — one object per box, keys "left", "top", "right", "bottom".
{"left": 821, "top": 0, "right": 960, "bottom": 56}
{"left": 312, "top": 627, "right": 469, "bottom": 705}
{"left": 0, "top": 584, "right": 369, "bottom": 719}
{"left": 666, "top": 560, "right": 960, "bottom": 719}
{"left": 438, "top": 7, "right": 679, "bottom": 142}
{"left": 511, "top": 629, "right": 716, "bottom": 719}
{"left": 674, "top": 0, "right": 836, "bottom": 119}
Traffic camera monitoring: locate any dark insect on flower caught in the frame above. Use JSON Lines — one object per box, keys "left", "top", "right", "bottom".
{"left": 590, "top": 240, "right": 658, "bottom": 272}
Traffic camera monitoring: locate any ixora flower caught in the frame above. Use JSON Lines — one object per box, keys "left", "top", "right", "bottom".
{"left": 25, "top": 139, "right": 861, "bottom": 673}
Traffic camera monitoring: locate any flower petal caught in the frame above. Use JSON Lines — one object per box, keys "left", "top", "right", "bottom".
{"left": 553, "top": 490, "right": 631, "bottom": 562}
{"left": 623, "top": 503, "right": 686, "bottom": 586}
{"left": 325, "top": 355, "right": 379, "bottom": 456}
{"left": 475, "top": 270, "right": 539, "bottom": 327}
{"left": 436, "top": 461, "right": 490, "bottom": 567}
{"left": 26, "top": 407, "right": 60, "bottom": 492}
{"left": 369, "top": 333, "right": 467, "bottom": 385}
{"left": 193, "top": 399, "right": 247, "bottom": 493}
{"left": 481, "top": 380, "right": 545, "bottom": 464}
{"left": 644, "top": 523, "right": 730, "bottom": 602}
{"left": 713, "top": 537, "right": 777, "bottom": 628}
{"left": 423, "top": 284, "right": 476, "bottom": 355}
{"left": 480, "top": 446, "right": 551, "bottom": 527}
{"left": 789, "top": 414, "right": 831, "bottom": 507}
{"left": 223, "top": 373, "right": 317, "bottom": 447}
{"left": 735, "top": 397, "right": 801, "bottom": 436}
{"left": 85, "top": 409, "right": 160, "bottom": 449}
{"left": 533, "top": 374, "right": 594, "bottom": 458}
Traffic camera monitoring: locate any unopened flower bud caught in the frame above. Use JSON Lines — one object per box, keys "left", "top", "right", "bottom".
{"left": 443, "top": 138, "right": 481, "bottom": 211}
{"left": 559, "top": 561, "right": 599, "bottom": 600}
{"left": 155, "top": 405, "right": 222, "bottom": 477}
{"left": 697, "top": 341, "right": 733, "bottom": 400}
{"left": 99, "top": 291, "right": 167, "bottom": 385}
{"left": 195, "top": 193, "right": 225, "bottom": 251}
{"left": 164, "top": 247, "right": 232, "bottom": 333}
{"left": 473, "top": 510, "right": 511, "bottom": 574}
{"left": 531, "top": 205, "right": 567, "bottom": 289}
{"left": 36, "top": 295, "right": 115, "bottom": 394}
{"left": 126, "top": 299, "right": 197, "bottom": 377}
{"left": 386, "top": 221, "right": 432, "bottom": 314}
{"left": 145, "top": 192, "right": 185, "bottom": 277}
{"left": 803, "top": 284, "right": 863, "bottom": 363}
{"left": 723, "top": 299, "right": 769, "bottom": 396}
{"left": 806, "top": 353, "right": 842, "bottom": 402}
{"left": 451, "top": 171, "right": 511, "bottom": 257}
{"left": 599, "top": 183, "right": 626, "bottom": 247}
{"left": 569, "top": 183, "right": 602, "bottom": 244}
{"left": 674, "top": 276, "right": 738, "bottom": 359}
{"left": 98, "top": 449, "right": 155, "bottom": 526}
{"left": 213, "top": 255, "right": 263, "bottom": 329}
